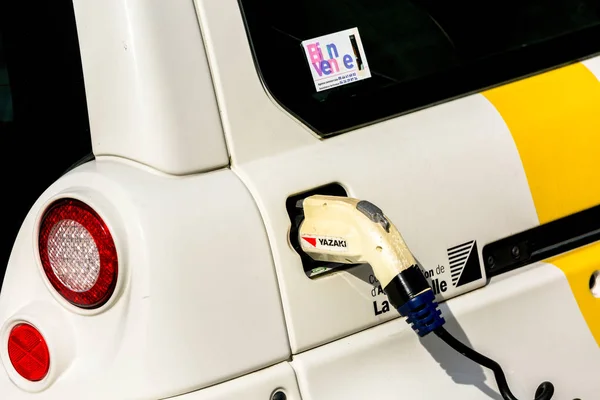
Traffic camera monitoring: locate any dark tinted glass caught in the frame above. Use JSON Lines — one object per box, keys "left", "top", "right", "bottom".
{"left": 238, "top": 0, "right": 600, "bottom": 136}
{"left": 0, "top": 1, "right": 92, "bottom": 286}
{"left": 0, "top": 33, "right": 12, "bottom": 123}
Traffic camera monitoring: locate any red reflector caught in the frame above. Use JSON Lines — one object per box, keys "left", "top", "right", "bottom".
{"left": 7, "top": 324, "right": 50, "bottom": 382}
{"left": 39, "top": 198, "right": 118, "bottom": 309}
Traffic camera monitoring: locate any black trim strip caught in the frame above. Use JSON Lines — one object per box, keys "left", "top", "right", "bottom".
{"left": 483, "top": 204, "right": 600, "bottom": 277}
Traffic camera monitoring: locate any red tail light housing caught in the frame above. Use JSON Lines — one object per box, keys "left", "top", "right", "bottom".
{"left": 38, "top": 198, "right": 118, "bottom": 309}
{"left": 7, "top": 323, "right": 50, "bottom": 382}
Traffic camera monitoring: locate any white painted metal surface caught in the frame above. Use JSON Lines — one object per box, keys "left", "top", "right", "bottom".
{"left": 176, "top": 363, "right": 301, "bottom": 400}
{"left": 0, "top": 159, "right": 289, "bottom": 399}
{"left": 292, "top": 263, "right": 600, "bottom": 400}
{"left": 193, "top": 0, "right": 316, "bottom": 164}
{"left": 73, "top": 0, "right": 229, "bottom": 175}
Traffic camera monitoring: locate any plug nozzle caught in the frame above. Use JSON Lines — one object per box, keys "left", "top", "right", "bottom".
{"left": 297, "top": 194, "right": 445, "bottom": 335}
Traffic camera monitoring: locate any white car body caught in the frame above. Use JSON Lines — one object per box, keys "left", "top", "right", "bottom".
{"left": 1, "top": 1, "right": 599, "bottom": 399}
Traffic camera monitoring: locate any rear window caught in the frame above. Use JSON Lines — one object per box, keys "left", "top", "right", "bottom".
{"left": 238, "top": 0, "right": 600, "bottom": 137}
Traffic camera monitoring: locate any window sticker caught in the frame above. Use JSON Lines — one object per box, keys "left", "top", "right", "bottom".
{"left": 301, "top": 27, "right": 371, "bottom": 92}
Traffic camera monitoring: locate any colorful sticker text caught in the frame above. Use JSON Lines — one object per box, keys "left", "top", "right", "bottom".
{"left": 302, "top": 27, "right": 371, "bottom": 92}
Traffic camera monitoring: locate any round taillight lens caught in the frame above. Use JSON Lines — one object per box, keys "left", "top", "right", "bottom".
{"left": 8, "top": 324, "right": 50, "bottom": 382}
{"left": 39, "top": 198, "right": 118, "bottom": 309}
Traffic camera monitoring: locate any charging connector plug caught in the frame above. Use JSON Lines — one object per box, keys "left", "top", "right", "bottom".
{"left": 384, "top": 265, "right": 445, "bottom": 336}
{"left": 296, "top": 194, "right": 557, "bottom": 400}
{"left": 298, "top": 195, "right": 445, "bottom": 336}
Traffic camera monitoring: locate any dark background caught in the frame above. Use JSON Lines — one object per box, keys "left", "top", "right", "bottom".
{"left": 0, "top": 1, "right": 91, "bottom": 289}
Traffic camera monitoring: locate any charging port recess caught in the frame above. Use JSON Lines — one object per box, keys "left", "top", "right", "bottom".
{"left": 286, "top": 183, "right": 361, "bottom": 278}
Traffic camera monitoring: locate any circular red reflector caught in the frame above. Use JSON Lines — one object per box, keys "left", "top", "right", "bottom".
{"left": 39, "top": 198, "right": 118, "bottom": 309}
{"left": 7, "top": 324, "right": 50, "bottom": 382}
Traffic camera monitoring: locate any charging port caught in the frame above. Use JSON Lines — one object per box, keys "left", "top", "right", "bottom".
{"left": 286, "top": 183, "right": 361, "bottom": 278}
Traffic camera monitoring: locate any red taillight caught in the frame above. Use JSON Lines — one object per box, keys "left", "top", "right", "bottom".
{"left": 39, "top": 198, "right": 118, "bottom": 309}
{"left": 8, "top": 324, "right": 50, "bottom": 382}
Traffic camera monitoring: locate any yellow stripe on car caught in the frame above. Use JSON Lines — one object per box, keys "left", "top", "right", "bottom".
{"left": 483, "top": 62, "right": 600, "bottom": 345}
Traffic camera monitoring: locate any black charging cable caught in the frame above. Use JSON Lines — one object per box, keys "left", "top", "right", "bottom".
{"left": 434, "top": 327, "right": 554, "bottom": 400}
{"left": 389, "top": 268, "right": 561, "bottom": 400}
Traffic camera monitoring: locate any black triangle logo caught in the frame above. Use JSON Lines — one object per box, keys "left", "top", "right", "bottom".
{"left": 447, "top": 240, "right": 483, "bottom": 287}
{"left": 456, "top": 241, "right": 482, "bottom": 287}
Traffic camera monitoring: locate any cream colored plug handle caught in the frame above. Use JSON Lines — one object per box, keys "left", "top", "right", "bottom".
{"left": 298, "top": 195, "right": 417, "bottom": 287}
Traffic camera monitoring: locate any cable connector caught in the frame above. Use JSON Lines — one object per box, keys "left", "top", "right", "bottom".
{"left": 398, "top": 290, "right": 445, "bottom": 336}
{"left": 383, "top": 264, "right": 445, "bottom": 336}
